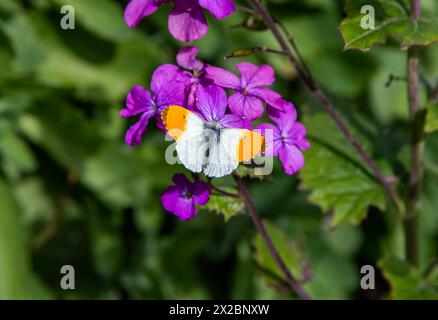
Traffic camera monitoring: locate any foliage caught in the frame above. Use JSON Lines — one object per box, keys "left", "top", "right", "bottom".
{"left": 300, "top": 113, "right": 386, "bottom": 227}
{"left": 341, "top": 0, "right": 438, "bottom": 51}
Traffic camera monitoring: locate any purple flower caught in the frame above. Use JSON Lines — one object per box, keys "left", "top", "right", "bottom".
{"left": 124, "top": 0, "right": 235, "bottom": 42}
{"left": 257, "top": 104, "right": 310, "bottom": 175}
{"left": 176, "top": 46, "right": 212, "bottom": 109}
{"left": 161, "top": 173, "right": 211, "bottom": 220}
{"left": 195, "top": 85, "right": 252, "bottom": 129}
{"left": 205, "top": 62, "right": 287, "bottom": 121}
{"left": 120, "top": 64, "right": 187, "bottom": 145}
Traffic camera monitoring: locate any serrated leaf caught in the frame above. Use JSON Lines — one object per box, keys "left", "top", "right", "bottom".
{"left": 300, "top": 113, "right": 386, "bottom": 227}
{"left": 340, "top": 0, "right": 438, "bottom": 51}
{"left": 253, "top": 221, "right": 307, "bottom": 287}
{"left": 341, "top": 16, "right": 412, "bottom": 51}
{"left": 205, "top": 188, "right": 244, "bottom": 221}
{"left": 400, "top": 18, "right": 438, "bottom": 49}
{"left": 425, "top": 101, "right": 438, "bottom": 133}
{"left": 379, "top": 255, "right": 438, "bottom": 299}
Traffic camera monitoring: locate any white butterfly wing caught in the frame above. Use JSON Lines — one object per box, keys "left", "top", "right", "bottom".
{"left": 203, "top": 128, "right": 243, "bottom": 178}
{"left": 175, "top": 112, "right": 206, "bottom": 173}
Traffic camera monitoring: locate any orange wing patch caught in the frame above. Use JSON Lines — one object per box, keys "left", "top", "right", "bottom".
{"left": 237, "top": 130, "right": 265, "bottom": 163}
{"left": 161, "top": 105, "right": 189, "bottom": 140}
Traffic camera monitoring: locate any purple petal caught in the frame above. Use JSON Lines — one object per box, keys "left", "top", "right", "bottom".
{"left": 161, "top": 185, "right": 179, "bottom": 213}
{"left": 125, "top": 112, "right": 154, "bottom": 146}
{"left": 151, "top": 64, "right": 188, "bottom": 95}
{"left": 256, "top": 123, "right": 281, "bottom": 157}
{"left": 272, "top": 102, "right": 298, "bottom": 134}
{"left": 228, "top": 92, "right": 264, "bottom": 121}
{"left": 219, "top": 114, "right": 252, "bottom": 129}
{"left": 289, "top": 122, "right": 311, "bottom": 151}
{"left": 120, "top": 86, "right": 155, "bottom": 118}
{"left": 236, "top": 62, "right": 274, "bottom": 89}
{"left": 169, "top": 0, "right": 208, "bottom": 42}
{"left": 124, "top": 0, "right": 161, "bottom": 28}
{"left": 195, "top": 85, "right": 227, "bottom": 122}
{"left": 173, "top": 197, "right": 197, "bottom": 220}
{"left": 172, "top": 173, "right": 191, "bottom": 188}
{"left": 191, "top": 181, "right": 211, "bottom": 205}
{"left": 186, "top": 83, "right": 198, "bottom": 110}
{"left": 249, "top": 87, "right": 287, "bottom": 111}
{"left": 155, "top": 116, "right": 166, "bottom": 132}
{"left": 205, "top": 65, "right": 241, "bottom": 90}
{"left": 155, "top": 82, "right": 186, "bottom": 112}
{"left": 177, "top": 46, "right": 204, "bottom": 71}
{"left": 278, "top": 143, "right": 305, "bottom": 175}
{"left": 199, "top": 0, "right": 235, "bottom": 19}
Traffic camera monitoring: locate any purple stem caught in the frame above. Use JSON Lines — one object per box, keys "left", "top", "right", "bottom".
{"left": 405, "top": 0, "right": 423, "bottom": 266}
{"left": 233, "top": 174, "right": 311, "bottom": 300}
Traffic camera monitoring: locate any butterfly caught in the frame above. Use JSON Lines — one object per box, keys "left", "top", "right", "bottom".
{"left": 162, "top": 105, "right": 265, "bottom": 178}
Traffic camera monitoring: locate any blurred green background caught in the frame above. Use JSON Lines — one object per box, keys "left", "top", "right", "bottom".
{"left": 0, "top": 0, "right": 437, "bottom": 300}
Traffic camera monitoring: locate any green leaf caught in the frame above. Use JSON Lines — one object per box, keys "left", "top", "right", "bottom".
{"left": 80, "top": 144, "right": 152, "bottom": 208}
{"left": 341, "top": 16, "right": 412, "bottom": 51}
{"left": 253, "top": 221, "right": 307, "bottom": 288}
{"left": 205, "top": 188, "right": 245, "bottom": 221}
{"left": 0, "top": 179, "right": 51, "bottom": 299}
{"left": 379, "top": 255, "right": 438, "bottom": 299}
{"left": 299, "top": 113, "right": 386, "bottom": 227}
{"left": 425, "top": 101, "right": 438, "bottom": 133}
{"left": 340, "top": 0, "right": 438, "bottom": 51}
{"left": 18, "top": 103, "right": 102, "bottom": 171}
{"left": 0, "top": 131, "right": 37, "bottom": 173}
{"left": 5, "top": 10, "right": 161, "bottom": 101}
{"left": 400, "top": 18, "right": 438, "bottom": 49}
{"left": 13, "top": 178, "right": 55, "bottom": 225}
{"left": 0, "top": 13, "right": 45, "bottom": 72}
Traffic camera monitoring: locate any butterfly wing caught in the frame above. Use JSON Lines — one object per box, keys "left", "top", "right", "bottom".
{"left": 162, "top": 106, "right": 265, "bottom": 178}
{"left": 202, "top": 128, "right": 241, "bottom": 178}
{"left": 203, "top": 128, "right": 265, "bottom": 178}
{"left": 162, "top": 105, "right": 206, "bottom": 173}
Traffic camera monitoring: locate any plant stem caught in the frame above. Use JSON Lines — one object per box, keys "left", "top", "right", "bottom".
{"left": 233, "top": 174, "right": 311, "bottom": 300}
{"left": 225, "top": 46, "right": 288, "bottom": 59}
{"left": 405, "top": 0, "right": 423, "bottom": 266}
{"left": 247, "top": 0, "right": 403, "bottom": 217}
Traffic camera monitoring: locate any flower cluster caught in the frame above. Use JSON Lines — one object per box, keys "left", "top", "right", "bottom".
{"left": 124, "top": 0, "right": 235, "bottom": 42}
{"left": 120, "top": 46, "right": 310, "bottom": 220}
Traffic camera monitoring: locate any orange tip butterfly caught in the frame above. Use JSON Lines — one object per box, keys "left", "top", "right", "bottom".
{"left": 162, "top": 105, "right": 265, "bottom": 178}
